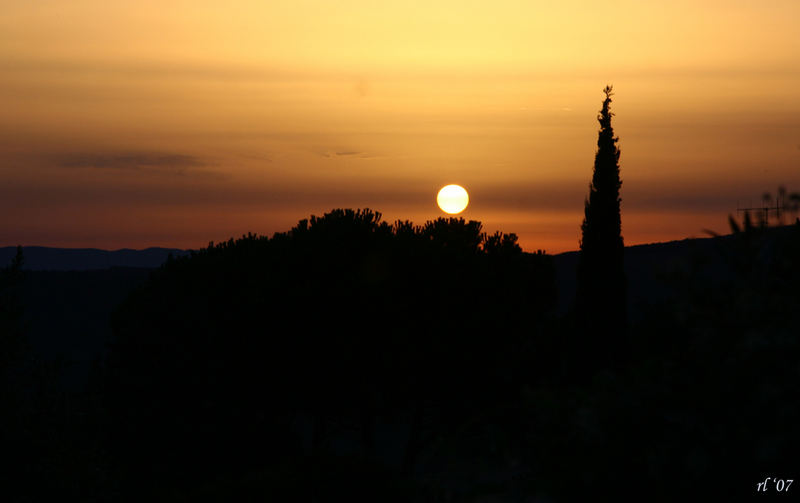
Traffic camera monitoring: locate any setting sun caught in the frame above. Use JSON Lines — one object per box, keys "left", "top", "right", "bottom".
{"left": 437, "top": 184, "right": 469, "bottom": 214}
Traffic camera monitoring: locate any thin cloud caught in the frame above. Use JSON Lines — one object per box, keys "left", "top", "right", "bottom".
{"left": 472, "top": 177, "right": 786, "bottom": 214}
{"left": 316, "top": 149, "right": 379, "bottom": 159}
{"left": 59, "top": 153, "right": 205, "bottom": 170}
{"left": 55, "top": 152, "right": 227, "bottom": 178}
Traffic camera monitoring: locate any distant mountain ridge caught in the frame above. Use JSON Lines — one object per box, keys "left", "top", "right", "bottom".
{"left": 2, "top": 236, "right": 720, "bottom": 272}
{"left": 553, "top": 234, "right": 722, "bottom": 318}
{"left": 0, "top": 229, "right": 782, "bottom": 279}
{"left": 0, "top": 234, "right": 738, "bottom": 279}
{"left": 7, "top": 224, "right": 797, "bottom": 392}
{"left": 554, "top": 223, "right": 798, "bottom": 317}
{"left": 1, "top": 234, "right": 736, "bottom": 321}
{"left": 0, "top": 246, "right": 190, "bottom": 271}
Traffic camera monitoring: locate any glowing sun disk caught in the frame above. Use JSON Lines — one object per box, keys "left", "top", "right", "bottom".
{"left": 437, "top": 184, "right": 469, "bottom": 214}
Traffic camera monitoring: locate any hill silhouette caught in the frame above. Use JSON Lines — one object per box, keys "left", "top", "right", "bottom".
{"left": 3, "top": 211, "right": 800, "bottom": 501}
{"left": 11, "top": 226, "right": 797, "bottom": 397}
{"left": 0, "top": 246, "right": 188, "bottom": 271}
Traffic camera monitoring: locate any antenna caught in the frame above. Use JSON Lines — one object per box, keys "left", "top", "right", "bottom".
{"left": 736, "top": 189, "right": 792, "bottom": 226}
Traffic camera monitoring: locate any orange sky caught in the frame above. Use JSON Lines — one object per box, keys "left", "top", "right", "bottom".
{"left": 1, "top": 0, "right": 799, "bottom": 253}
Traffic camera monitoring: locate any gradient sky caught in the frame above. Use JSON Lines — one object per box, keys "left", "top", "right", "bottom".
{"left": 1, "top": 0, "right": 798, "bottom": 253}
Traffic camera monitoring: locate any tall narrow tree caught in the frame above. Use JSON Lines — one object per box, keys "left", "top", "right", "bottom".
{"left": 575, "top": 86, "right": 627, "bottom": 368}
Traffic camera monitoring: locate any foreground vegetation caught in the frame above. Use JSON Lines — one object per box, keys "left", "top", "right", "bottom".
{"left": 2, "top": 209, "right": 799, "bottom": 501}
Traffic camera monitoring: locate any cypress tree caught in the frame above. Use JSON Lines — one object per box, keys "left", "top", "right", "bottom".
{"left": 575, "top": 85, "right": 627, "bottom": 368}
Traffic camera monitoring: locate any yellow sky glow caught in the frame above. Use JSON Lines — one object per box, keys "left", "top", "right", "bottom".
{"left": 1, "top": 0, "right": 799, "bottom": 253}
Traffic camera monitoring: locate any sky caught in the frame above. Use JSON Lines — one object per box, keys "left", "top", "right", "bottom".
{"left": 1, "top": 0, "right": 798, "bottom": 253}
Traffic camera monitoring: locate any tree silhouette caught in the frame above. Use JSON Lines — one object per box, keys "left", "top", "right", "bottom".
{"left": 575, "top": 85, "right": 627, "bottom": 370}
{"left": 104, "top": 209, "right": 557, "bottom": 500}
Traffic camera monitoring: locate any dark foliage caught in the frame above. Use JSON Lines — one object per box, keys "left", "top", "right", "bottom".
{"left": 5, "top": 206, "right": 800, "bottom": 501}
{"left": 105, "top": 209, "right": 556, "bottom": 500}
{"left": 521, "top": 220, "right": 800, "bottom": 500}
{"left": 575, "top": 85, "right": 628, "bottom": 372}
{"left": 2, "top": 248, "right": 115, "bottom": 502}
{"left": 1, "top": 246, "right": 25, "bottom": 371}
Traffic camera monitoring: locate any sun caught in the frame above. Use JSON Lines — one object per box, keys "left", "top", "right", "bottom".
{"left": 437, "top": 184, "right": 469, "bottom": 214}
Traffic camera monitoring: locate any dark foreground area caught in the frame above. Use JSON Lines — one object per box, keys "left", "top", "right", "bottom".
{"left": 2, "top": 209, "right": 799, "bottom": 501}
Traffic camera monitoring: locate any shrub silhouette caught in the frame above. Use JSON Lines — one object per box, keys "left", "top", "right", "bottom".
{"left": 105, "top": 208, "right": 556, "bottom": 499}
